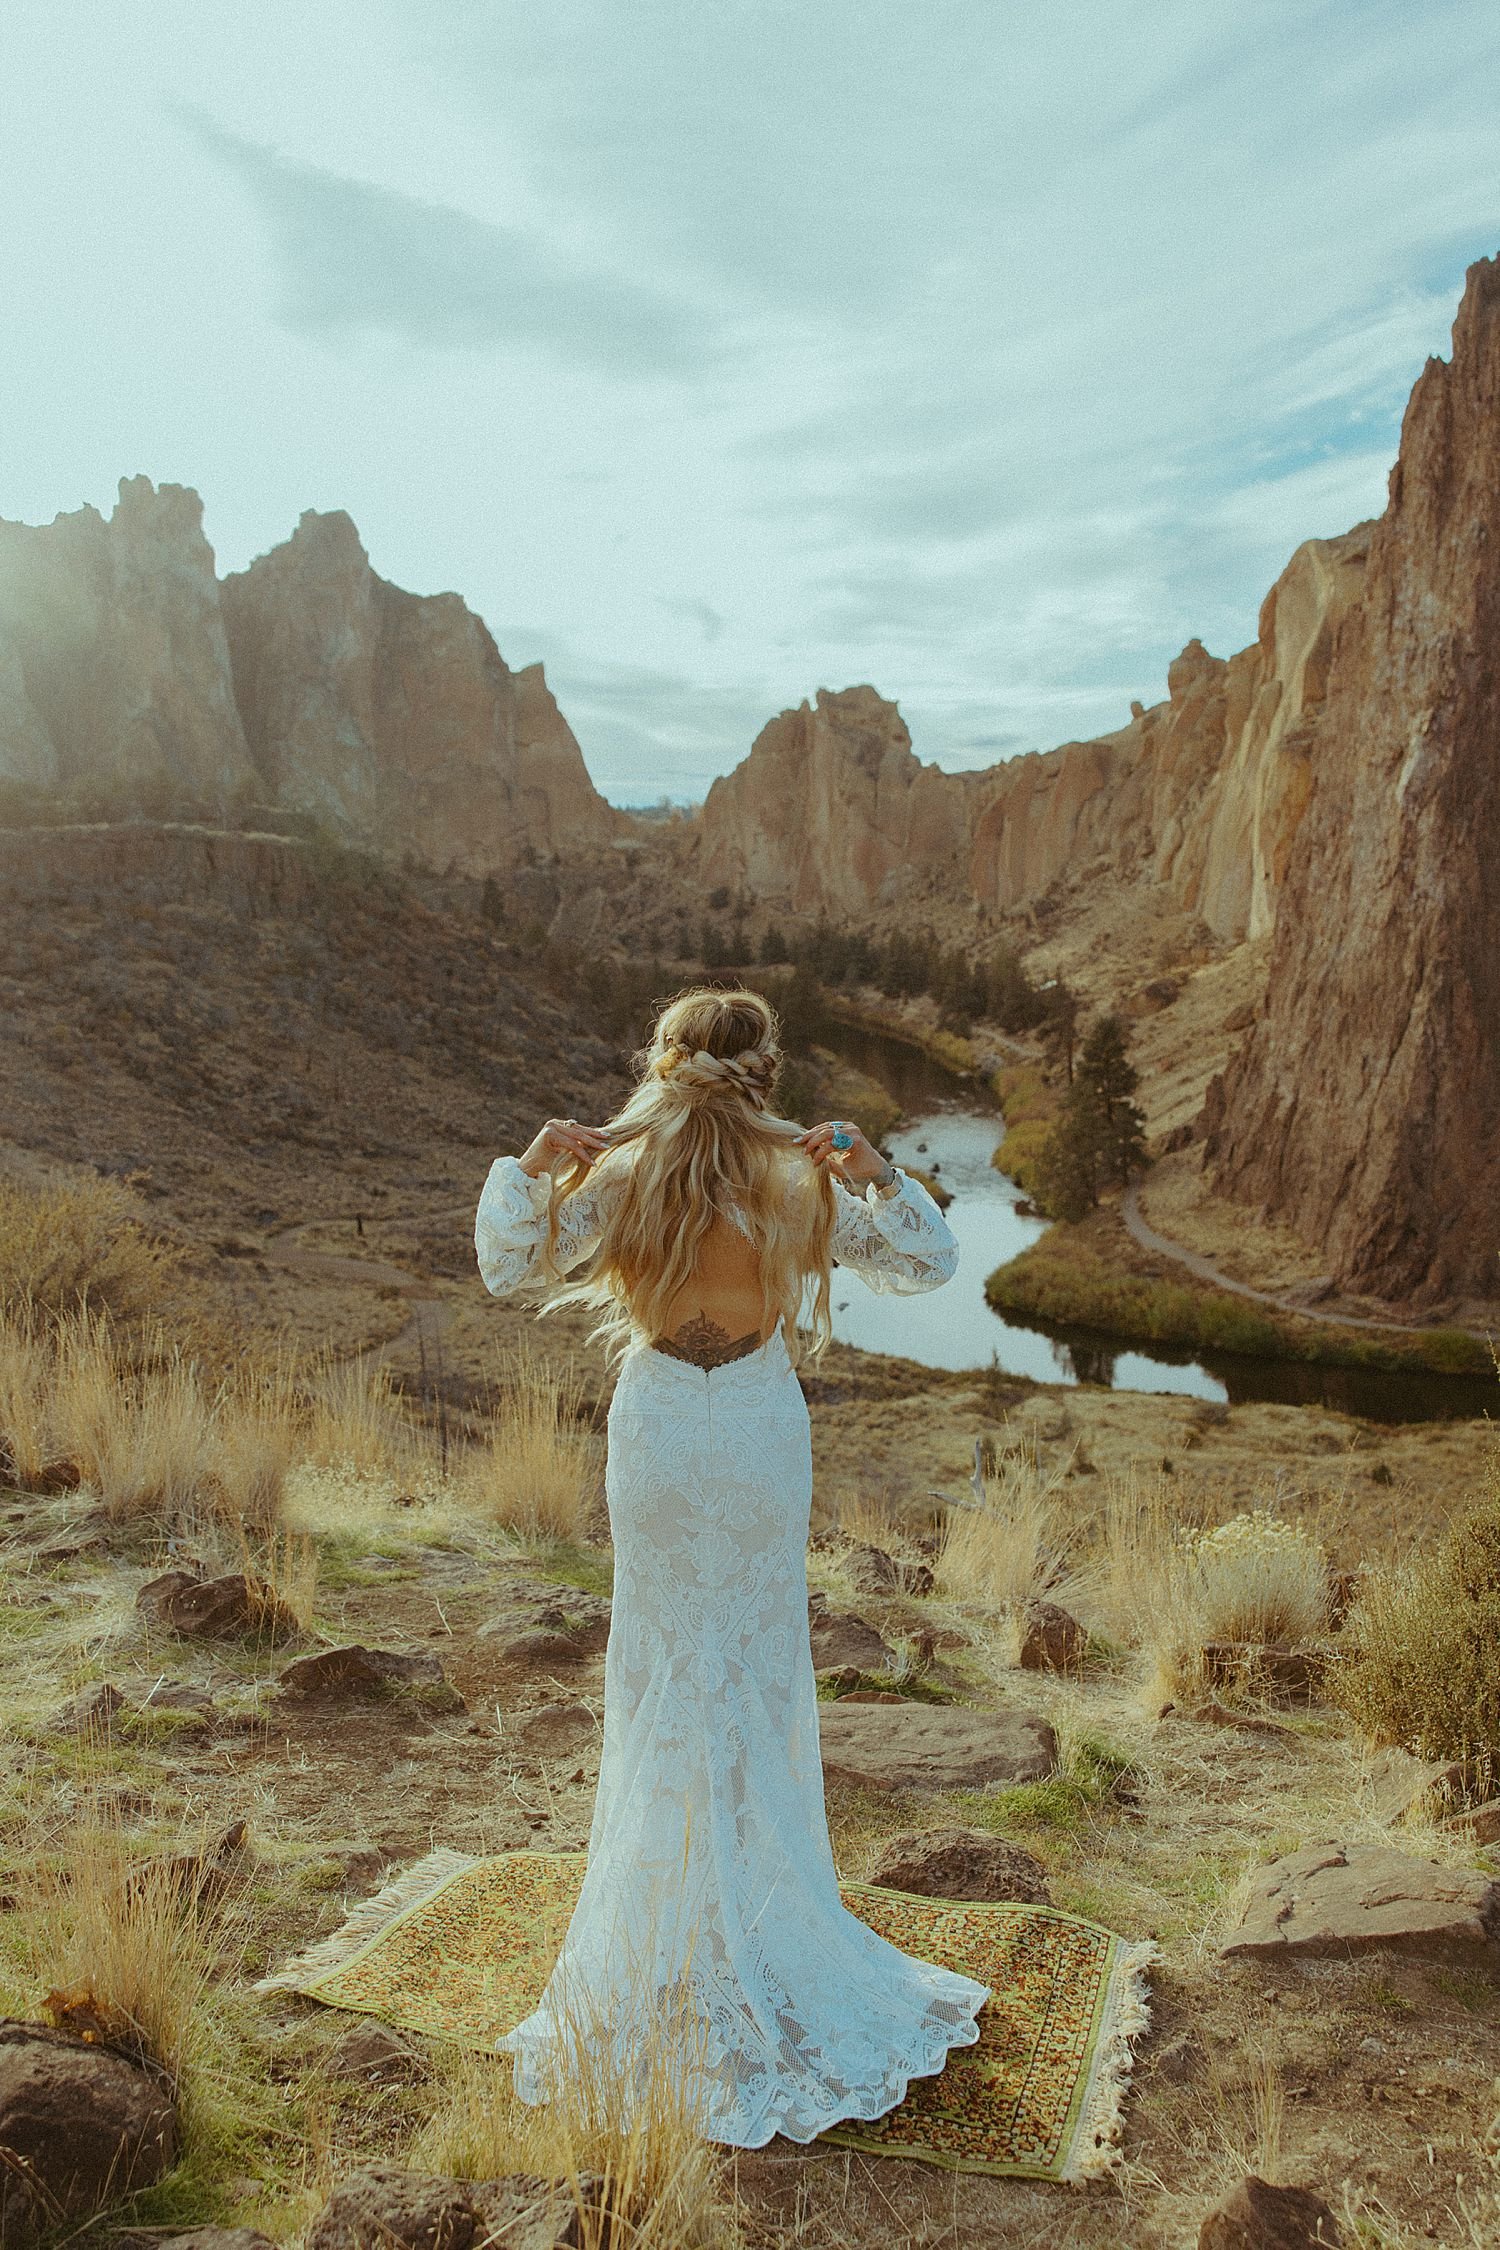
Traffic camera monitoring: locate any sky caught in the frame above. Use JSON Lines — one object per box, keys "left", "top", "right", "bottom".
{"left": 2, "top": 3, "right": 1497, "bottom": 807}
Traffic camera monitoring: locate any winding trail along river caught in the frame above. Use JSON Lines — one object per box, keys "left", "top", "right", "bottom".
{"left": 818, "top": 1024, "right": 1498, "bottom": 1423}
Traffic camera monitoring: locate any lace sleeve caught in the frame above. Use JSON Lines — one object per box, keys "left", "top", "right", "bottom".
{"left": 828, "top": 1167, "right": 958, "bottom": 1296}
{"left": 474, "top": 1154, "right": 619, "bottom": 1298}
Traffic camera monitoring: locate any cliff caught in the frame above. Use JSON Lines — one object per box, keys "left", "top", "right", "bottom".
{"left": 220, "top": 510, "right": 617, "bottom": 869}
{"left": 696, "top": 530, "right": 1371, "bottom": 945}
{"left": 0, "top": 477, "right": 256, "bottom": 810}
{"left": 0, "top": 482, "right": 615, "bottom": 869}
{"left": 1202, "top": 253, "right": 1500, "bottom": 1308}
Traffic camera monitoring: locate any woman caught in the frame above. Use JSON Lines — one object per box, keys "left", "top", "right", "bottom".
{"left": 473, "top": 985, "right": 990, "bottom": 2148}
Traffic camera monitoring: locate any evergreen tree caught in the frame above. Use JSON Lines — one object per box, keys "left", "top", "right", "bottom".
{"left": 1033, "top": 1075, "right": 1109, "bottom": 1220}
{"left": 480, "top": 874, "right": 505, "bottom": 928}
{"left": 758, "top": 925, "right": 790, "bottom": 965}
{"left": 1075, "top": 1012, "right": 1148, "bottom": 1187}
{"left": 1038, "top": 978, "right": 1081, "bottom": 1084}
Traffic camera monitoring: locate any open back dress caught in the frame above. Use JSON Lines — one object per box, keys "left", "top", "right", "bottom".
{"left": 473, "top": 1147, "right": 991, "bottom": 2148}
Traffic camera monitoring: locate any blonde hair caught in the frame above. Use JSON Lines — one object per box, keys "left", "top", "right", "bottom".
{"left": 537, "top": 986, "right": 836, "bottom": 1365}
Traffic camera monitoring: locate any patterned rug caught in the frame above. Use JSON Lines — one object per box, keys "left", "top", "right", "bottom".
{"left": 257, "top": 1848, "right": 1155, "bottom": 2183}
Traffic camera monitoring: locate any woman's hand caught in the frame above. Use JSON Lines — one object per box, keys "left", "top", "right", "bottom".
{"left": 796, "top": 1119, "right": 896, "bottom": 1192}
{"left": 518, "top": 1118, "right": 612, "bottom": 1179}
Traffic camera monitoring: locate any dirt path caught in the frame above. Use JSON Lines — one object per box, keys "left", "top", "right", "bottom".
{"left": 260, "top": 1217, "right": 453, "bottom": 1364}
{"left": 1121, "top": 1182, "right": 1492, "bottom": 1341}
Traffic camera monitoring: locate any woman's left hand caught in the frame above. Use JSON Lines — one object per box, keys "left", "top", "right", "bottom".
{"left": 797, "top": 1119, "right": 895, "bottom": 1190}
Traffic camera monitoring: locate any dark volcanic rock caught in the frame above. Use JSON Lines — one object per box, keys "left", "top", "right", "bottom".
{"left": 1017, "top": 1600, "right": 1086, "bottom": 1673}
{"left": 0, "top": 2020, "right": 177, "bottom": 2243}
{"left": 818, "top": 1702, "right": 1056, "bottom": 1794}
{"left": 865, "top": 1826, "right": 1050, "bottom": 1905}
{"left": 277, "top": 1644, "right": 456, "bottom": 1702}
{"left": 1198, "top": 2174, "right": 1343, "bottom": 2247}
{"left": 137, "top": 1570, "right": 300, "bottom": 1642}
{"left": 1221, "top": 1840, "right": 1500, "bottom": 1963}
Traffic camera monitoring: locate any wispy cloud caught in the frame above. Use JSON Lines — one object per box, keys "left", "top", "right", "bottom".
{"left": 187, "top": 114, "right": 720, "bottom": 374}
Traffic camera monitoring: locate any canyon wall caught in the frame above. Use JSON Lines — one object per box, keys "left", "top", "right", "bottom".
{"left": 1202, "top": 253, "right": 1500, "bottom": 1308}
{"left": 0, "top": 477, "right": 257, "bottom": 808}
{"left": 220, "top": 511, "right": 617, "bottom": 869}
{"left": 695, "top": 529, "right": 1370, "bottom": 945}
{"left": 0, "top": 481, "right": 615, "bottom": 868}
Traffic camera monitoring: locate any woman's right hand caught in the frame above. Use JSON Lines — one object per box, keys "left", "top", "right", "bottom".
{"left": 517, "top": 1118, "right": 612, "bottom": 1178}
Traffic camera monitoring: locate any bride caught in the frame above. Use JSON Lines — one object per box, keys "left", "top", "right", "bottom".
{"left": 473, "top": 983, "right": 991, "bottom": 2149}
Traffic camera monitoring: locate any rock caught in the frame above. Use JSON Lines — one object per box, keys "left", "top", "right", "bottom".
{"left": 865, "top": 1826, "right": 1050, "bottom": 1905}
{"left": 1017, "top": 1600, "right": 1086, "bottom": 1672}
{"left": 325, "top": 2023, "right": 429, "bottom": 2084}
{"left": 52, "top": 1682, "right": 127, "bottom": 1734}
{"left": 129, "top": 1820, "right": 249, "bottom": 1906}
{"left": 140, "top": 1680, "right": 218, "bottom": 1716}
{"left": 510, "top": 1702, "right": 599, "bottom": 1755}
{"left": 221, "top": 509, "right": 617, "bottom": 872}
{"left": 815, "top": 1665, "right": 863, "bottom": 1696}
{"left": 1198, "top": 2174, "right": 1343, "bottom": 2247}
{"left": 841, "top": 1543, "right": 935, "bottom": 1599}
{"left": 491, "top": 1629, "right": 600, "bottom": 1666}
{"left": 0, "top": 2020, "right": 177, "bottom": 2243}
{"left": 277, "top": 1645, "right": 459, "bottom": 1705}
{"left": 818, "top": 1702, "right": 1056, "bottom": 1794}
{"left": 837, "top": 1690, "right": 905, "bottom": 1705}
{"left": 1444, "top": 1799, "right": 1500, "bottom": 1847}
{"left": 807, "top": 1594, "right": 894, "bottom": 1673}
{"left": 0, "top": 477, "right": 257, "bottom": 808}
{"left": 1366, "top": 1748, "right": 1468, "bottom": 1825}
{"left": 157, "top": 2232, "right": 280, "bottom": 2250}
{"left": 480, "top": 1585, "right": 612, "bottom": 1663}
{"left": 1200, "top": 1644, "right": 1326, "bottom": 1699}
{"left": 306, "top": 2165, "right": 602, "bottom": 2250}
{"left": 137, "top": 1570, "right": 300, "bottom": 1643}
{"left": 1220, "top": 1840, "right": 1500, "bottom": 1963}
{"left": 1203, "top": 255, "right": 1500, "bottom": 1305}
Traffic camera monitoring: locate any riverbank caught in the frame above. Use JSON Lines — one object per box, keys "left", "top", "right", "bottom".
{"left": 985, "top": 1200, "right": 1495, "bottom": 1384}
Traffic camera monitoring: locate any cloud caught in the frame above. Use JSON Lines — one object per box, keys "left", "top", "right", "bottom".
{"left": 186, "top": 114, "right": 720, "bottom": 374}
{"left": 655, "top": 594, "right": 726, "bottom": 644}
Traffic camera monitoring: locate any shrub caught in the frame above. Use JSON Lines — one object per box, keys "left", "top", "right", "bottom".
{"left": 1177, "top": 1509, "right": 1328, "bottom": 1647}
{"left": 0, "top": 1173, "right": 186, "bottom": 1328}
{"left": 463, "top": 1346, "right": 595, "bottom": 1542}
{"left": 1331, "top": 1469, "right": 1500, "bottom": 1792}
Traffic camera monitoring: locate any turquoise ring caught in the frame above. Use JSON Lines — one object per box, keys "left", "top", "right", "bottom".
{"left": 831, "top": 1126, "right": 854, "bottom": 1150}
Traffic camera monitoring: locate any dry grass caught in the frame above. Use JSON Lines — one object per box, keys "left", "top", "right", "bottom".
{"left": 413, "top": 1934, "right": 740, "bottom": 2250}
{"left": 0, "top": 1170, "right": 187, "bottom": 1328}
{"left": 1331, "top": 1443, "right": 1500, "bottom": 1791}
{"left": 300, "top": 1348, "right": 420, "bottom": 1477}
{"left": 933, "top": 1437, "right": 1092, "bottom": 1629}
{"left": 461, "top": 1345, "right": 595, "bottom": 1542}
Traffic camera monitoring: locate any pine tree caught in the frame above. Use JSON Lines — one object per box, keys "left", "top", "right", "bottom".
{"left": 1038, "top": 978, "right": 1080, "bottom": 1084}
{"left": 1075, "top": 1013, "right": 1148, "bottom": 1187}
{"left": 1033, "top": 1075, "right": 1109, "bottom": 1220}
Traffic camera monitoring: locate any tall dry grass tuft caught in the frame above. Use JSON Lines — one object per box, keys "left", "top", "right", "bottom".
{"left": 0, "top": 1171, "right": 187, "bottom": 1329}
{"left": 300, "top": 1348, "right": 418, "bottom": 1477}
{"left": 933, "top": 1435, "right": 1087, "bottom": 1617}
{"left": 414, "top": 1934, "right": 739, "bottom": 2249}
{"left": 0, "top": 1307, "right": 54, "bottom": 1488}
{"left": 462, "top": 1346, "right": 594, "bottom": 1542}
{"left": 1331, "top": 1443, "right": 1500, "bottom": 1793}
{"left": 1095, "top": 1476, "right": 1328, "bottom": 1701}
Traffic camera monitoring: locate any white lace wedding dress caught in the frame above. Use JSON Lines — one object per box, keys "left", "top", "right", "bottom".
{"left": 473, "top": 1152, "right": 991, "bottom": 2148}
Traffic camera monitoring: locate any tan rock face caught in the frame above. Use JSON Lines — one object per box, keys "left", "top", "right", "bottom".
{"left": 697, "top": 551, "right": 1367, "bottom": 945}
{"left": 221, "top": 511, "right": 617, "bottom": 871}
{"left": 1203, "top": 254, "right": 1500, "bottom": 1304}
{"left": 0, "top": 476, "right": 256, "bottom": 809}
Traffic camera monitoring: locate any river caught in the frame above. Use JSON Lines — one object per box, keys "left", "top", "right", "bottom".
{"left": 819, "top": 1020, "right": 1498, "bottom": 1423}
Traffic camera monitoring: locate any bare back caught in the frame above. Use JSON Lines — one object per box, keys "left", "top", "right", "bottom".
{"left": 652, "top": 1211, "right": 774, "bottom": 1367}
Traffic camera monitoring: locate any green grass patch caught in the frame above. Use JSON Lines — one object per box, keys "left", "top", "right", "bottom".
{"left": 522, "top": 1541, "right": 616, "bottom": 1599}
{"left": 949, "top": 1734, "right": 1141, "bottom": 1834}
{"left": 985, "top": 1212, "right": 1496, "bottom": 1377}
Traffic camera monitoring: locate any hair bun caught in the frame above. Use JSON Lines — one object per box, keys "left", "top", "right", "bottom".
{"left": 653, "top": 1042, "right": 776, "bottom": 1107}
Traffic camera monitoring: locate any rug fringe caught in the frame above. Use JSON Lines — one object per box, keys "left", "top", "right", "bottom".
{"left": 252, "top": 1848, "right": 480, "bottom": 1995}
{"left": 1061, "top": 1936, "right": 1160, "bottom": 2184}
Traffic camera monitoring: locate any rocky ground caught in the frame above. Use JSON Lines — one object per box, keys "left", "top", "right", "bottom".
{"left": 4, "top": 1425, "right": 1500, "bottom": 2249}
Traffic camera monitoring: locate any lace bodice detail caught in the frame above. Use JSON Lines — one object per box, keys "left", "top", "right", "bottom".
{"left": 474, "top": 1153, "right": 959, "bottom": 1303}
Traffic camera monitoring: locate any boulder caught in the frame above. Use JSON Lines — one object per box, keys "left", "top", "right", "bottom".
{"left": 157, "top": 2233, "right": 280, "bottom": 2250}
{"left": 306, "top": 2165, "right": 602, "bottom": 2250}
{"left": 0, "top": 2020, "right": 177, "bottom": 2244}
{"left": 1198, "top": 2174, "right": 1343, "bottom": 2247}
{"left": 1444, "top": 1798, "right": 1500, "bottom": 1847}
{"left": 137, "top": 1570, "right": 299, "bottom": 1643}
{"left": 1220, "top": 1841, "right": 1500, "bottom": 1963}
{"left": 818, "top": 1702, "right": 1056, "bottom": 1794}
{"left": 52, "top": 1681, "right": 127, "bottom": 1734}
{"left": 129, "top": 1820, "right": 249, "bottom": 1907}
{"left": 325, "top": 2023, "right": 429, "bottom": 2084}
{"left": 1017, "top": 1601, "right": 1086, "bottom": 1673}
{"left": 808, "top": 1594, "right": 894, "bottom": 1673}
{"left": 841, "top": 1542, "right": 934, "bottom": 1599}
{"left": 1200, "top": 1644, "right": 1326, "bottom": 1699}
{"left": 277, "top": 1645, "right": 459, "bottom": 1705}
{"left": 865, "top": 1826, "right": 1050, "bottom": 1905}
{"left": 1365, "top": 1748, "right": 1467, "bottom": 1825}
